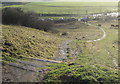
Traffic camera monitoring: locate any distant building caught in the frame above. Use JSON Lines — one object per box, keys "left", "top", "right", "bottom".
{"left": 106, "top": 12, "right": 118, "bottom": 17}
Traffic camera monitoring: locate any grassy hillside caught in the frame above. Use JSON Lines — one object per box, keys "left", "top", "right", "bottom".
{"left": 2, "top": 25, "right": 64, "bottom": 62}
{"left": 2, "top": 20, "right": 119, "bottom": 82}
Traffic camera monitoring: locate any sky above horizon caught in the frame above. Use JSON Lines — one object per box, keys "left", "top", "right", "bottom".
{"left": 2, "top": 0, "right": 119, "bottom": 2}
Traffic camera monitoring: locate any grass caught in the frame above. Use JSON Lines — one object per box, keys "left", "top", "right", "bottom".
{"left": 1, "top": 5, "right": 23, "bottom": 8}
{"left": 21, "top": 2, "right": 117, "bottom": 14}
{"left": 67, "top": 20, "right": 118, "bottom": 68}
{"left": 54, "top": 21, "right": 103, "bottom": 40}
{"left": 42, "top": 20, "right": 119, "bottom": 82}
{"left": 2, "top": 20, "right": 119, "bottom": 82}
{"left": 2, "top": 2, "right": 118, "bottom": 15}
{"left": 28, "top": 2, "right": 118, "bottom": 6}
{"left": 2, "top": 20, "right": 118, "bottom": 83}
{"left": 42, "top": 63, "right": 118, "bottom": 83}
{"left": 2, "top": 25, "right": 64, "bottom": 62}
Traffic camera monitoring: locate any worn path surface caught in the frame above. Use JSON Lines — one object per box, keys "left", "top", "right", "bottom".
{"left": 53, "top": 40, "right": 72, "bottom": 61}
{"left": 86, "top": 23, "right": 106, "bottom": 42}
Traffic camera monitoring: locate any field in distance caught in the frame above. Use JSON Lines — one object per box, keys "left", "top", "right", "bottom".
{"left": 2, "top": 2, "right": 118, "bottom": 15}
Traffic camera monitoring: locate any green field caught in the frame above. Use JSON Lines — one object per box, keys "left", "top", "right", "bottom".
{"left": 2, "top": 2, "right": 118, "bottom": 15}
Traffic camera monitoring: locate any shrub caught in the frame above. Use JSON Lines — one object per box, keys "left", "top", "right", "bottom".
{"left": 2, "top": 7, "right": 23, "bottom": 25}
{"left": 2, "top": 7, "right": 53, "bottom": 32}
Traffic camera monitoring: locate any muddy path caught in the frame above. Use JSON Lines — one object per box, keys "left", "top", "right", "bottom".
{"left": 53, "top": 39, "right": 80, "bottom": 62}
{"left": 53, "top": 40, "right": 72, "bottom": 61}
{"left": 2, "top": 57, "right": 59, "bottom": 82}
{"left": 53, "top": 22, "right": 107, "bottom": 62}
{"left": 3, "top": 57, "right": 61, "bottom": 73}
{"left": 105, "top": 47, "right": 118, "bottom": 69}
{"left": 2, "top": 63, "right": 46, "bottom": 82}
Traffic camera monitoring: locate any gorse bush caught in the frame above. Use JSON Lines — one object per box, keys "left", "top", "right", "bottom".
{"left": 2, "top": 7, "right": 53, "bottom": 31}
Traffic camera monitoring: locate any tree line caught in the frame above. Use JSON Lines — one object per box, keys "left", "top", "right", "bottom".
{"left": 2, "top": 2, "right": 29, "bottom": 6}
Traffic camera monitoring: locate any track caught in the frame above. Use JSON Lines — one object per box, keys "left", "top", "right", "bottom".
{"left": 53, "top": 40, "right": 72, "bottom": 61}
{"left": 86, "top": 23, "right": 106, "bottom": 42}
{"left": 105, "top": 48, "right": 118, "bottom": 68}
{"left": 87, "top": 23, "right": 118, "bottom": 69}
{"left": 4, "top": 57, "right": 61, "bottom": 73}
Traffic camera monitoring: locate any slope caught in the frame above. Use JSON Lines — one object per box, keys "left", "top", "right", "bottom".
{"left": 2, "top": 25, "right": 64, "bottom": 62}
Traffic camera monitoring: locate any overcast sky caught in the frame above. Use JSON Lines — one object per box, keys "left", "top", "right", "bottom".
{"left": 1, "top": 0, "right": 119, "bottom": 2}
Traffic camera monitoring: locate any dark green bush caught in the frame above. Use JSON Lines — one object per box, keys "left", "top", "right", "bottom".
{"left": 2, "top": 7, "right": 53, "bottom": 32}
{"left": 2, "top": 7, "right": 23, "bottom": 25}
